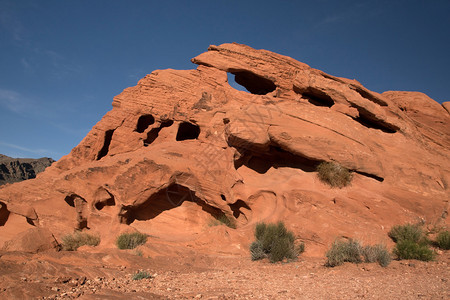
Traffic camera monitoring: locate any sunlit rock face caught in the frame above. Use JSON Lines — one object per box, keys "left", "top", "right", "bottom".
{"left": 0, "top": 43, "right": 448, "bottom": 256}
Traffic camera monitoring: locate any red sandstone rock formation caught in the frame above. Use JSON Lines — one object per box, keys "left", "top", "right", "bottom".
{"left": 0, "top": 43, "right": 448, "bottom": 256}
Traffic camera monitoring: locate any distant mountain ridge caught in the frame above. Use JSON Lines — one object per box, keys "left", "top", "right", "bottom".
{"left": 0, "top": 154, "right": 54, "bottom": 186}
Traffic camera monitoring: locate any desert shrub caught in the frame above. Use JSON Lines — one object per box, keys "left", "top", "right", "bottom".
{"left": 393, "top": 239, "right": 435, "bottom": 261}
{"left": 209, "top": 214, "right": 236, "bottom": 229}
{"left": 325, "top": 239, "right": 362, "bottom": 267}
{"left": 388, "top": 223, "right": 424, "bottom": 243}
{"left": 132, "top": 271, "right": 151, "bottom": 281}
{"left": 297, "top": 242, "right": 306, "bottom": 254}
{"left": 250, "top": 221, "right": 300, "bottom": 263}
{"left": 316, "top": 161, "right": 352, "bottom": 188}
{"left": 361, "top": 244, "right": 391, "bottom": 267}
{"left": 116, "top": 232, "right": 147, "bottom": 250}
{"left": 436, "top": 230, "right": 450, "bottom": 250}
{"left": 61, "top": 232, "right": 100, "bottom": 251}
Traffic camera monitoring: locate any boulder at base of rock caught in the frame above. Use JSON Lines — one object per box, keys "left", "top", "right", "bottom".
{"left": 2, "top": 227, "right": 60, "bottom": 253}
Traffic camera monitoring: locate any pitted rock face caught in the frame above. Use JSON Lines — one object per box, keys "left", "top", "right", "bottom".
{"left": 0, "top": 43, "right": 448, "bottom": 256}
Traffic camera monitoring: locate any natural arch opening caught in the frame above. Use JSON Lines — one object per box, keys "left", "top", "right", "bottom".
{"left": 0, "top": 201, "right": 10, "bottom": 226}
{"left": 228, "top": 70, "right": 276, "bottom": 95}
{"left": 143, "top": 120, "right": 174, "bottom": 146}
{"left": 126, "top": 184, "right": 223, "bottom": 224}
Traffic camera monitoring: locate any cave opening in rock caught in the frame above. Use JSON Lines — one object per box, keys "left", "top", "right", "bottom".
{"left": 94, "top": 195, "right": 116, "bottom": 210}
{"left": 176, "top": 122, "right": 200, "bottom": 141}
{"left": 143, "top": 120, "right": 174, "bottom": 146}
{"left": 0, "top": 201, "right": 10, "bottom": 226}
{"left": 294, "top": 87, "right": 335, "bottom": 108}
{"left": 234, "top": 146, "right": 320, "bottom": 174}
{"left": 64, "top": 194, "right": 89, "bottom": 230}
{"left": 352, "top": 107, "right": 397, "bottom": 133}
{"left": 229, "top": 200, "right": 251, "bottom": 219}
{"left": 135, "top": 114, "right": 155, "bottom": 133}
{"left": 126, "top": 184, "right": 223, "bottom": 224}
{"left": 227, "top": 70, "right": 276, "bottom": 95}
{"left": 97, "top": 129, "right": 115, "bottom": 160}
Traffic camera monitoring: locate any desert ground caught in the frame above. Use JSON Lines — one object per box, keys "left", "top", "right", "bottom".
{"left": 1, "top": 246, "right": 448, "bottom": 300}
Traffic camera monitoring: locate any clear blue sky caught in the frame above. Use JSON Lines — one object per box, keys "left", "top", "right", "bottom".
{"left": 1, "top": 0, "right": 449, "bottom": 160}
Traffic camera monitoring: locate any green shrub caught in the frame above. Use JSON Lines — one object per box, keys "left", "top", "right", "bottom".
{"left": 116, "top": 232, "right": 147, "bottom": 250}
{"left": 209, "top": 214, "right": 236, "bottom": 229}
{"left": 61, "top": 232, "right": 100, "bottom": 251}
{"left": 393, "top": 239, "right": 435, "bottom": 261}
{"left": 250, "top": 221, "right": 300, "bottom": 263}
{"left": 132, "top": 271, "right": 151, "bottom": 281}
{"left": 361, "top": 244, "right": 391, "bottom": 267}
{"left": 316, "top": 161, "right": 352, "bottom": 188}
{"left": 436, "top": 230, "right": 450, "bottom": 250}
{"left": 325, "top": 239, "right": 362, "bottom": 267}
{"left": 388, "top": 223, "right": 424, "bottom": 243}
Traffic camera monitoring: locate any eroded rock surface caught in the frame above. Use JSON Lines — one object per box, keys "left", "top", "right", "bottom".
{"left": 0, "top": 43, "right": 448, "bottom": 256}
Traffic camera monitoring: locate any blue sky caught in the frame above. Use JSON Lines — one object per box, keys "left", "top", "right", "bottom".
{"left": 0, "top": 0, "right": 449, "bottom": 160}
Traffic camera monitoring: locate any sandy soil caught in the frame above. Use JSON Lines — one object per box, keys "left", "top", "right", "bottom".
{"left": 0, "top": 248, "right": 449, "bottom": 300}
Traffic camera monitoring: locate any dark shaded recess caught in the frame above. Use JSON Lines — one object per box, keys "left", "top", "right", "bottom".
{"left": 220, "top": 194, "right": 226, "bottom": 201}
{"left": 135, "top": 114, "right": 155, "bottom": 133}
{"left": 97, "top": 129, "right": 115, "bottom": 160}
{"left": 293, "top": 86, "right": 334, "bottom": 108}
{"left": 144, "top": 120, "right": 174, "bottom": 146}
{"left": 229, "top": 70, "right": 276, "bottom": 95}
{"left": 94, "top": 192, "right": 116, "bottom": 211}
{"left": 353, "top": 88, "right": 388, "bottom": 106}
{"left": 354, "top": 170, "right": 384, "bottom": 182}
{"left": 64, "top": 194, "right": 88, "bottom": 230}
{"left": 26, "top": 217, "right": 35, "bottom": 226}
{"left": 229, "top": 200, "right": 251, "bottom": 219}
{"left": 234, "top": 145, "right": 320, "bottom": 174}
{"left": 352, "top": 107, "right": 397, "bottom": 133}
{"left": 126, "top": 184, "right": 223, "bottom": 225}
{"left": 176, "top": 122, "right": 200, "bottom": 141}
{"left": 64, "top": 195, "right": 75, "bottom": 207}
{"left": 0, "top": 201, "right": 10, "bottom": 226}
{"left": 0, "top": 164, "right": 10, "bottom": 174}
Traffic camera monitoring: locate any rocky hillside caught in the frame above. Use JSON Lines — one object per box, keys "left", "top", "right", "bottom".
{"left": 0, "top": 154, "right": 54, "bottom": 186}
{"left": 0, "top": 43, "right": 448, "bottom": 256}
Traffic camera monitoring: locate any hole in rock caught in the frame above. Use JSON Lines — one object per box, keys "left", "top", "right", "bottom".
{"left": 127, "top": 184, "right": 223, "bottom": 224}
{"left": 176, "top": 122, "right": 200, "bottom": 141}
{"left": 228, "top": 70, "right": 276, "bottom": 95}
{"left": 97, "top": 129, "right": 115, "bottom": 160}
{"left": 94, "top": 196, "right": 116, "bottom": 211}
{"left": 220, "top": 194, "right": 226, "bottom": 201}
{"left": 26, "top": 217, "right": 36, "bottom": 226}
{"left": 64, "top": 194, "right": 89, "bottom": 230}
{"left": 0, "top": 201, "right": 10, "bottom": 226}
{"left": 229, "top": 200, "right": 251, "bottom": 219}
{"left": 293, "top": 86, "right": 334, "bottom": 108}
{"left": 135, "top": 115, "right": 155, "bottom": 133}
{"left": 352, "top": 107, "right": 397, "bottom": 133}
{"left": 235, "top": 146, "right": 320, "bottom": 174}
{"left": 143, "top": 120, "right": 174, "bottom": 146}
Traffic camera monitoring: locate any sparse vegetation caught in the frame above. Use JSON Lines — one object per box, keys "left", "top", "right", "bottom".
{"left": 116, "top": 232, "right": 148, "bottom": 250}
{"left": 393, "top": 240, "right": 435, "bottom": 261}
{"left": 325, "top": 239, "right": 390, "bottom": 267}
{"left": 316, "top": 161, "right": 352, "bottom": 188}
{"left": 132, "top": 271, "right": 151, "bottom": 281}
{"left": 209, "top": 214, "right": 236, "bottom": 229}
{"left": 61, "top": 231, "right": 100, "bottom": 251}
{"left": 325, "top": 239, "right": 362, "bottom": 267}
{"left": 250, "top": 221, "right": 301, "bottom": 263}
{"left": 389, "top": 223, "right": 435, "bottom": 261}
{"left": 388, "top": 223, "right": 424, "bottom": 243}
{"left": 436, "top": 230, "right": 450, "bottom": 250}
{"left": 361, "top": 244, "right": 391, "bottom": 267}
